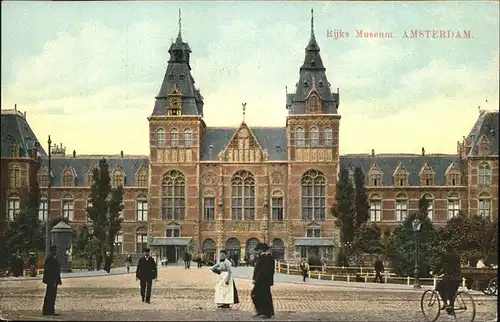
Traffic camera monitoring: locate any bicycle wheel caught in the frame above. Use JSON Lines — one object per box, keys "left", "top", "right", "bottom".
{"left": 421, "top": 290, "right": 441, "bottom": 322}
{"left": 453, "top": 291, "right": 476, "bottom": 322}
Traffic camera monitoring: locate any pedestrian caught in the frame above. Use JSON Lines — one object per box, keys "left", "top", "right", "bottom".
{"left": 212, "top": 250, "right": 239, "bottom": 308}
{"left": 42, "top": 245, "right": 62, "bottom": 316}
{"left": 299, "top": 259, "right": 309, "bottom": 282}
{"left": 184, "top": 251, "right": 192, "bottom": 269}
{"left": 125, "top": 254, "right": 132, "bottom": 273}
{"left": 104, "top": 252, "right": 112, "bottom": 274}
{"left": 28, "top": 252, "right": 37, "bottom": 277}
{"left": 136, "top": 247, "right": 157, "bottom": 304}
{"left": 251, "top": 242, "right": 275, "bottom": 319}
{"left": 373, "top": 257, "right": 384, "bottom": 283}
{"left": 196, "top": 254, "right": 202, "bottom": 268}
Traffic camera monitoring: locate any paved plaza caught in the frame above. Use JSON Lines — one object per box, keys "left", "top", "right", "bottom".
{"left": 0, "top": 266, "right": 497, "bottom": 321}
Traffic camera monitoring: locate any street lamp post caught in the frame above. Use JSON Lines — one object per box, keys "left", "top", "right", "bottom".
{"left": 45, "top": 136, "right": 52, "bottom": 258}
{"left": 412, "top": 217, "right": 422, "bottom": 289}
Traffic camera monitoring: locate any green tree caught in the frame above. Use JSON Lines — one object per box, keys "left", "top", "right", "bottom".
{"left": 331, "top": 168, "right": 356, "bottom": 244}
{"left": 386, "top": 196, "right": 440, "bottom": 277}
{"left": 353, "top": 167, "right": 370, "bottom": 230}
{"left": 106, "top": 185, "right": 124, "bottom": 261}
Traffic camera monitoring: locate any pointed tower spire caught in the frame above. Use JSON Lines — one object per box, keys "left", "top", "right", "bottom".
{"left": 310, "top": 9, "right": 315, "bottom": 40}
{"left": 178, "top": 9, "right": 182, "bottom": 38}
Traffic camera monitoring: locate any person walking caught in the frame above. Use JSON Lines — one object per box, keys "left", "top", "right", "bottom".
{"left": 212, "top": 250, "right": 239, "bottom": 308}
{"left": 125, "top": 254, "right": 132, "bottom": 273}
{"left": 136, "top": 248, "right": 157, "bottom": 304}
{"left": 184, "top": 251, "right": 192, "bottom": 269}
{"left": 251, "top": 243, "right": 275, "bottom": 319}
{"left": 42, "top": 245, "right": 62, "bottom": 316}
{"left": 28, "top": 252, "right": 37, "bottom": 277}
{"left": 103, "top": 252, "right": 112, "bottom": 274}
{"left": 373, "top": 257, "right": 385, "bottom": 283}
{"left": 299, "top": 259, "right": 309, "bottom": 282}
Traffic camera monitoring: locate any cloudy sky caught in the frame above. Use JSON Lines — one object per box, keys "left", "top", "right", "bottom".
{"left": 1, "top": 1, "right": 498, "bottom": 155}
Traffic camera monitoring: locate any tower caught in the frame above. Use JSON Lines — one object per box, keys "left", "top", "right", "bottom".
{"left": 147, "top": 9, "right": 205, "bottom": 256}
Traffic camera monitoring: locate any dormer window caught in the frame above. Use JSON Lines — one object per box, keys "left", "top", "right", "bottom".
{"left": 112, "top": 168, "right": 125, "bottom": 187}
{"left": 319, "top": 81, "right": 324, "bottom": 87}
{"left": 445, "top": 163, "right": 461, "bottom": 186}
{"left": 306, "top": 94, "right": 321, "bottom": 114}
{"left": 393, "top": 163, "right": 409, "bottom": 187}
{"left": 368, "top": 164, "right": 383, "bottom": 187}
{"left": 179, "top": 74, "right": 186, "bottom": 81}
{"left": 62, "top": 168, "right": 75, "bottom": 187}
{"left": 10, "top": 143, "right": 19, "bottom": 158}
{"left": 168, "top": 74, "right": 175, "bottom": 80}
{"left": 419, "top": 163, "right": 435, "bottom": 186}
{"left": 303, "top": 81, "right": 308, "bottom": 87}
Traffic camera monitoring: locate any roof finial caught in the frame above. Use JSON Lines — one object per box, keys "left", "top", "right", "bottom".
{"left": 178, "top": 9, "right": 182, "bottom": 36}
{"left": 311, "top": 9, "right": 314, "bottom": 37}
{"left": 242, "top": 102, "right": 247, "bottom": 122}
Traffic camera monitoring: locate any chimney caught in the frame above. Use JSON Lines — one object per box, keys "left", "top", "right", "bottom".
{"left": 120, "top": 150, "right": 124, "bottom": 158}
{"left": 14, "top": 104, "right": 17, "bottom": 111}
{"left": 371, "top": 149, "right": 375, "bottom": 157}
{"left": 421, "top": 147, "right": 425, "bottom": 156}
{"left": 73, "top": 150, "right": 76, "bottom": 158}
{"left": 208, "top": 144, "right": 213, "bottom": 159}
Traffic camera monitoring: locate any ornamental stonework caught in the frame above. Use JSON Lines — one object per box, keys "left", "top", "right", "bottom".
{"left": 202, "top": 171, "right": 218, "bottom": 185}
{"left": 270, "top": 171, "right": 283, "bottom": 185}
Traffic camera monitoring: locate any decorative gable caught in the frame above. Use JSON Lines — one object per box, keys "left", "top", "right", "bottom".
{"left": 165, "top": 85, "right": 183, "bottom": 116}
{"left": 419, "top": 163, "right": 435, "bottom": 186}
{"left": 368, "top": 163, "right": 383, "bottom": 187}
{"left": 111, "top": 166, "right": 125, "bottom": 187}
{"left": 37, "top": 165, "right": 50, "bottom": 187}
{"left": 61, "top": 166, "right": 77, "bottom": 187}
{"left": 85, "top": 166, "right": 96, "bottom": 186}
{"left": 393, "top": 162, "right": 409, "bottom": 187}
{"left": 218, "top": 122, "right": 268, "bottom": 162}
{"left": 445, "top": 162, "right": 461, "bottom": 186}
{"left": 135, "top": 164, "right": 148, "bottom": 187}
{"left": 477, "top": 134, "right": 491, "bottom": 156}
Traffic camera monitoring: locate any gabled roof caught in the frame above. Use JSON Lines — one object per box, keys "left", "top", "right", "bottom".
{"left": 221, "top": 122, "right": 265, "bottom": 155}
{"left": 1, "top": 109, "right": 47, "bottom": 158}
{"left": 466, "top": 110, "right": 499, "bottom": 156}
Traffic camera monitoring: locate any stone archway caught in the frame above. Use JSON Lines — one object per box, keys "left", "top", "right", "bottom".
{"left": 271, "top": 238, "right": 285, "bottom": 260}
{"left": 202, "top": 238, "right": 216, "bottom": 261}
{"left": 245, "top": 238, "right": 260, "bottom": 259}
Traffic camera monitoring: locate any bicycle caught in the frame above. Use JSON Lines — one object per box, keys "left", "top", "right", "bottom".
{"left": 482, "top": 277, "right": 497, "bottom": 296}
{"left": 420, "top": 275, "right": 476, "bottom": 322}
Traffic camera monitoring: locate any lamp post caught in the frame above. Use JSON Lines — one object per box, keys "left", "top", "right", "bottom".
{"left": 45, "top": 136, "right": 52, "bottom": 258}
{"left": 412, "top": 217, "right": 422, "bottom": 289}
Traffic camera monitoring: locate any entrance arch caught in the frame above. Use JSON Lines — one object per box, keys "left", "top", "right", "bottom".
{"left": 245, "top": 237, "right": 260, "bottom": 258}
{"left": 271, "top": 238, "right": 285, "bottom": 260}
{"left": 202, "top": 238, "right": 216, "bottom": 261}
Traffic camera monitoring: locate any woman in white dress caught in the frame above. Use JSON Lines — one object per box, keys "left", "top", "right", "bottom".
{"left": 212, "top": 250, "right": 239, "bottom": 308}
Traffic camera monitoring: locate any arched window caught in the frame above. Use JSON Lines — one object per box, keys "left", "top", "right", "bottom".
{"left": 369, "top": 194, "right": 382, "bottom": 222}
{"left": 202, "top": 238, "right": 216, "bottom": 259}
{"left": 62, "top": 194, "right": 74, "bottom": 221}
{"left": 136, "top": 230, "right": 148, "bottom": 253}
{"left": 447, "top": 193, "right": 460, "bottom": 219}
{"left": 86, "top": 168, "right": 95, "bottom": 186}
{"left": 478, "top": 163, "right": 492, "bottom": 186}
{"left": 38, "top": 170, "right": 49, "bottom": 187}
{"left": 8, "top": 164, "right": 21, "bottom": 188}
{"left": 310, "top": 127, "right": 319, "bottom": 147}
{"left": 271, "top": 238, "right": 285, "bottom": 260}
{"left": 231, "top": 170, "right": 255, "bottom": 220}
{"left": 225, "top": 237, "right": 241, "bottom": 258}
{"left": 10, "top": 143, "right": 19, "bottom": 158}
{"left": 156, "top": 128, "right": 165, "bottom": 148}
{"left": 183, "top": 129, "right": 193, "bottom": 147}
{"left": 170, "top": 128, "right": 179, "bottom": 147}
{"left": 161, "top": 170, "right": 185, "bottom": 220}
{"left": 39, "top": 195, "right": 48, "bottom": 221}
{"left": 323, "top": 127, "right": 333, "bottom": 146}
{"left": 136, "top": 168, "right": 148, "bottom": 187}
{"left": 395, "top": 193, "right": 408, "bottom": 221}
{"left": 246, "top": 238, "right": 260, "bottom": 256}
{"left": 62, "top": 168, "right": 75, "bottom": 187}
{"left": 423, "top": 194, "right": 434, "bottom": 221}
{"left": 7, "top": 194, "right": 20, "bottom": 221}
{"left": 478, "top": 192, "right": 491, "bottom": 219}
{"left": 295, "top": 127, "right": 305, "bottom": 147}
{"left": 112, "top": 168, "right": 124, "bottom": 187}
{"left": 301, "top": 169, "right": 326, "bottom": 221}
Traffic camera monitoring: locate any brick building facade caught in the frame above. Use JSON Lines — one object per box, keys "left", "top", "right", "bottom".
{"left": 1, "top": 11, "right": 498, "bottom": 263}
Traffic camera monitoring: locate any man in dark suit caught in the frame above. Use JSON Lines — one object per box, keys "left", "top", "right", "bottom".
{"left": 373, "top": 257, "right": 385, "bottom": 283}
{"left": 136, "top": 247, "right": 157, "bottom": 303}
{"left": 251, "top": 243, "right": 275, "bottom": 319}
{"left": 42, "top": 245, "right": 62, "bottom": 316}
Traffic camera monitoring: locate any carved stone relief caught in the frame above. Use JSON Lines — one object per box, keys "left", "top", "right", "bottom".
{"left": 202, "top": 171, "right": 218, "bottom": 185}
{"left": 204, "top": 189, "right": 216, "bottom": 196}
{"left": 270, "top": 171, "right": 283, "bottom": 185}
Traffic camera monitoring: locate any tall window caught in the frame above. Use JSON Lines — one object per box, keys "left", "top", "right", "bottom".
{"left": 423, "top": 194, "right": 434, "bottom": 221}
{"left": 170, "top": 128, "right": 179, "bottom": 147}
{"left": 8, "top": 164, "right": 21, "bottom": 188}
{"left": 478, "top": 163, "right": 492, "bottom": 186}
{"left": 38, "top": 171, "right": 49, "bottom": 187}
{"left": 301, "top": 169, "right": 326, "bottom": 221}
{"left": 369, "top": 194, "right": 382, "bottom": 222}
{"left": 306, "top": 228, "right": 321, "bottom": 237}
{"left": 86, "top": 169, "right": 95, "bottom": 186}
{"left": 166, "top": 227, "right": 180, "bottom": 237}
{"left": 7, "top": 195, "right": 20, "bottom": 221}
{"left": 39, "top": 196, "right": 48, "bottom": 221}
{"left": 161, "top": 170, "right": 185, "bottom": 220}
{"left": 62, "top": 169, "right": 75, "bottom": 187}
{"left": 136, "top": 195, "right": 148, "bottom": 221}
{"left": 136, "top": 233, "right": 148, "bottom": 253}
{"left": 137, "top": 169, "right": 148, "bottom": 186}
{"left": 447, "top": 195, "right": 460, "bottom": 219}
{"left": 156, "top": 128, "right": 165, "bottom": 147}
{"left": 203, "top": 197, "right": 215, "bottom": 220}
{"left": 271, "top": 197, "right": 284, "bottom": 220}
{"left": 323, "top": 127, "right": 333, "bottom": 146}
{"left": 295, "top": 127, "right": 305, "bottom": 147}
{"left": 310, "top": 127, "right": 319, "bottom": 147}
{"left": 10, "top": 143, "right": 19, "bottom": 157}
{"left": 62, "top": 195, "right": 74, "bottom": 221}
{"left": 231, "top": 170, "right": 255, "bottom": 220}
{"left": 114, "top": 234, "right": 123, "bottom": 254}
{"left": 395, "top": 194, "right": 408, "bottom": 221}
{"left": 369, "top": 173, "right": 382, "bottom": 186}
{"left": 112, "top": 169, "right": 124, "bottom": 187}
{"left": 184, "top": 129, "right": 193, "bottom": 147}
{"left": 478, "top": 194, "right": 491, "bottom": 219}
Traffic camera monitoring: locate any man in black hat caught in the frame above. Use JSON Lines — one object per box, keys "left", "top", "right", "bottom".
{"left": 42, "top": 245, "right": 62, "bottom": 316}
{"left": 136, "top": 247, "right": 157, "bottom": 303}
{"left": 251, "top": 242, "right": 275, "bottom": 319}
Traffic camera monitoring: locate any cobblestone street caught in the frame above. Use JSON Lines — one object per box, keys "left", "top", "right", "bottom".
{"left": 0, "top": 266, "right": 497, "bottom": 321}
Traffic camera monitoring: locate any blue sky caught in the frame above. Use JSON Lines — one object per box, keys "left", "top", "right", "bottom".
{"left": 1, "top": 1, "right": 499, "bottom": 155}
